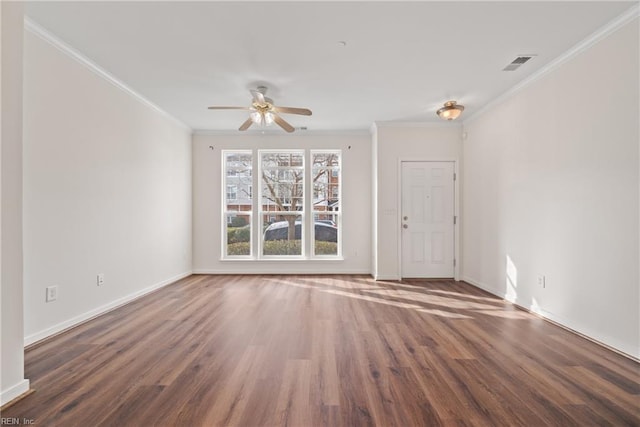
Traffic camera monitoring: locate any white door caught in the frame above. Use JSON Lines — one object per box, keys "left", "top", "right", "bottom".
{"left": 401, "top": 161, "right": 455, "bottom": 278}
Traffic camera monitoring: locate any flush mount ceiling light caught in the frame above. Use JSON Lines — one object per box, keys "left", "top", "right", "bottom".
{"left": 436, "top": 100, "right": 465, "bottom": 121}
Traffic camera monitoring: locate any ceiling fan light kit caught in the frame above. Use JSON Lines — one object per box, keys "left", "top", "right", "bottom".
{"left": 436, "top": 100, "right": 465, "bottom": 121}
{"left": 208, "top": 86, "right": 312, "bottom": 133}
{"left": 250, "top": 110, "right": 274, "bottom": 126}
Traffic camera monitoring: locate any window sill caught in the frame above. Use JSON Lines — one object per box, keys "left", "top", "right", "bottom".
{"left": 220, "top": 257, "right": 345, "bottom": 262}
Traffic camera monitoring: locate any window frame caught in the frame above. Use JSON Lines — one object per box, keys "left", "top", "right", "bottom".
{"left": 221, "top": 148, "right": 342, "bottom": 261}
{"left": 222, "top": 150, "right": 253, "bottom": 259}
{"left": 310, "top": 150, "right": 342, "bottom": 258}
{"left": 259, "top": 149, "right": 306, "bottom": 259}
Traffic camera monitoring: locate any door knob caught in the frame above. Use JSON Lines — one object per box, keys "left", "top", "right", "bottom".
{"left": 403, "top": 224, "right": 408, "bottom": 229}
{"left": 403, "top": 216, "right": 408, "bottom": 220}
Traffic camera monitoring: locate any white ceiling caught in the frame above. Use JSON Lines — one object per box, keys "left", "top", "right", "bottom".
{"left": 25, "top": 1, "right": 635, "bottom": 132}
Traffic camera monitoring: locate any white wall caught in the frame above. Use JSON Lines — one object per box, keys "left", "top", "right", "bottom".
{"left": 1, "top": 2, "right": 30, "bottom": 406}
{"left": 461, "top": 18, "right": 639, "bottom": 358}
{"left": 192, "top": 132, "right": 371, "bottom": 274}
{"left": 373, "top": 123, "right": 462, "bottom": 280}
{"left": 22, "top": 29, "right": 193, "bottom": 344}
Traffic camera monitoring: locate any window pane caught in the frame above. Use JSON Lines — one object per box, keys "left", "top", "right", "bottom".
{"left": 226, "top": 213, "right": 251, "bottom": 256}
{"left": 224, "top": 151, "right": 252, "bottom": 258}
{"left": 312, "top": 153, "right": 339, "bottom": 167}
{"left": 262, "top": 214, "right": 302, "bottom": 256}
{"left": 312, "top": 151, "right": 340, "bottom": 212}
{"left": 313, "top": 213, "right": 339, "bottom": 256}
{"left": 261, "top": 171, "right": 304, "bottom": 210}
{"left": 260, "top": 151, "right": 305, "bottom": 257}
{"left": 261, "top": 152, "right": 304, "bottom": 168}
{"left": 225, "top": 151, "right": 252, "bottom": 211}
{"left": 225, "top": 153, "right": 252, "bottom": 175}
{"left": 312, "top": 151, "right": 340, "bottom": 257}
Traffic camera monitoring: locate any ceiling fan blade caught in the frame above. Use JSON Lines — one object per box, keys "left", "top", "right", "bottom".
{"left": 273, "top": 106, "right": 312, "bottom": 116}
{"left": 208, "top": 106, "right": 251, "bottom": 110}
{"left": 239, "top": 117, "right": 253, "bottom": 131}
{"left": 250, "top": 89, "right": 266, "bottom": 105}
{"left": 272, "top": 113, "right": 295, "bottom": 133}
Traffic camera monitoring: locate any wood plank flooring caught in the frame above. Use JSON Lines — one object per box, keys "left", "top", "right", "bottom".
{"left": 3, "top": 275, "right": 639, "bottom": 426}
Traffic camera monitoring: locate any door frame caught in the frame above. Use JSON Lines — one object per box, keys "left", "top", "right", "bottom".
{"left": 397, "top": 159, "right": 459, "bottom": 281}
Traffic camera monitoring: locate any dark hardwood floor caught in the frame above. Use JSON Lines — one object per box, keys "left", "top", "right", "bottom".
{"left": 3, "top": 275, "right": 639, "bottom": 426}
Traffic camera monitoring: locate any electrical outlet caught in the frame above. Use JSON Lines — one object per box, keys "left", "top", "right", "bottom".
{"left": 537, "top": 275, "right": 546, "bottom": 288}
{"left": 46, "top": 286, "right": 58, "bottom": 302}
{"left": 97, "top": 273, "right": 105, "bottom": 286}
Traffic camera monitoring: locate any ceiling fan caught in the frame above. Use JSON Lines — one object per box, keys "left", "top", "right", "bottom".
{"left": 208, "top": 86, "right": 312, "bottom": 133}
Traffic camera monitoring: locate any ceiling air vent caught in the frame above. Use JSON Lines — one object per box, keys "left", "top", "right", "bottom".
{"left": 503, "top": 55, "right": 536, "bottom": 71}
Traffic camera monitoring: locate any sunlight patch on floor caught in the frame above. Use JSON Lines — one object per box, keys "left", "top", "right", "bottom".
{"left": 415, "top": 308, "right": 472, "bottom": 319}
{"left": 364, "top": 289, "right": 498, "bottom": 310}
{"left": 473, "top": 309, "right": 531, "bottom": 319}
{"left": 273, "top": 277, "right": 532, "bottom": 321}
{"left": 424, "top": 289, "right": 503, "bottom": 304}
{"left": 277, "top": 279, "right": 472, "bottom": 319}
{"left": 322, "top": 289, "right": 424, "bottom": 309}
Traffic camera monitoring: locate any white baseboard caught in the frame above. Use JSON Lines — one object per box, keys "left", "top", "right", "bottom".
{"left": 460, "top": 275, "right": 639, "bottom": 360}
{"left": 462, "top": 274, "right": 578, "bottom": 328}
{"left": 192, "top": 269, "right": 371, "bottom": 275}
{"left": 24, "top": 271, "right": 192, "bottom": 347}
{"left": 1, "top": 379, "right": 30, "bottom": 407}
{"left": 374, "top": 274, "right": 401, "bottom": 281}
{"left": 461, "top": 275, "right": 511, "bottom": 300}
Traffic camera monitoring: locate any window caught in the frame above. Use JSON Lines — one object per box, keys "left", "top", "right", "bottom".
{"left": 223, "top": 151, "right": 252, "bottom": 257}
{"left": 222, "top": 149, "right": 342, "bottom": 260}
{"left": 311, "top": 151, "right": 341, "bottom": 256}
{"left": 226, "top": 185, "right": 237, "bottom": 201}
{"left": 260, "top": 151, "right": 305, "bottom": 257}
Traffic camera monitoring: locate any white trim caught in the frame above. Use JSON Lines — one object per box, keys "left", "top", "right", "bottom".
{"left": 395, "top": 159, "right": 403, "bottom": 280}
{"left": 370, "top": 127, "right": 377, "bottom": 278}
{"left": 375, "top": 121, "right": 463, "bottom": 129}
{"left": 461, "top": 275, "right": 639, "bottom": 360}
{"left": 374, "top": 274, "right": 401, "bottom": 281}
{"left": 217, "top": 257, "right": 345, "bottom": 262}
{"left": 1, "top": 379, "right": 30, "bottom": 407}
{"left": 193, "top": 269, "right": 368, "bottom": 275}
{"left": 453, "top": 160, "right": 460, "bottom": 281}
{"left": 464, "top": 4, "right": 640, "bottom": 125}
{"left": 23, "top": 17, "right": 192, "bottom": 132}
{"left": 398, "top": 159, "right": 459, "bottom": 280}
{"left": 461, "top": 275, "right": 511, "bottom": 301}
{"left": 24, "top": 271, "right": 192, "bottom": 347}
{"left": 193, "top": 129, "right": 370, "bottom": 136}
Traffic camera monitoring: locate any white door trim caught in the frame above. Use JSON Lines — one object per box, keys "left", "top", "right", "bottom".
{"left": 397, "top": 158, "right": 459, "bottom": 281}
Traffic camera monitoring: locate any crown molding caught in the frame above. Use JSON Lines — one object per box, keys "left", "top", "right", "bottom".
{"left": 374, "top": 120, "right": 463, "bottom": 129}
{"left": 24, "top": 17, "right": 192, "bottom": 133}
{"left": 464, "top": 3, "right": 639, "bottom": 125}
{"left": 192, "top": 128, "right": 370, "bottom": 136}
